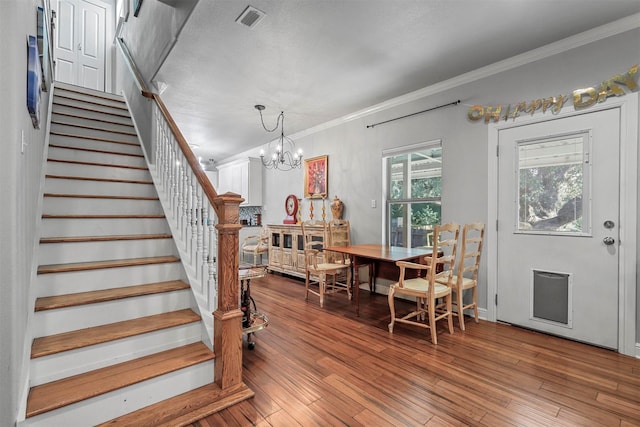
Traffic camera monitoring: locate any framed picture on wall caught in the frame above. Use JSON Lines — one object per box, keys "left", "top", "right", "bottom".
{"left": 304, "top": 155, "right": 328, "bottom": 198}
{"left": 133, "top": 0, "right": 143, "bottom": 17}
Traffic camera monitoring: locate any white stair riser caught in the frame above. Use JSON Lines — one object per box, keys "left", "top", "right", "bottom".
{"left": 34, "top": 290, "right": 193, "bottom": 336}
{"left": 52, "top": 104, "right": 133, "bottom": 126}
{"left": 46, "top": 160, "right": 151, "bottom": 181}
{"left": 49, "top": 133, "right": 142, "bottom": 156}
{"left": 18, "top": 361, "right": 214, "bottom": 427}
{"left": 30, "top": 322, "right": 203, "bottom": 386}
{"left": 42, "top": 197, "right": 163, "bottom": 215}
{"left": 38, "top": 238, "right": 176, "bottom": 264}
{"left": 55, "top": 83, "right": 127, "bottom": 104}
{"left": 47, "top": 146, "right": 146, "bottom": 168}
{"left": 36, "top": 263, "right": 184, "bottom": 296}
{"left": 41, "top": 217, "right": 170, "bottom": 238}
{"left": 51, "top": 113, "right": 136, "bottom": 135}
{"left": 44, "top": 178, "right": 156, "bottom": 198}
{"left": 50, "top": 122, "right": 138, "bottom": 144}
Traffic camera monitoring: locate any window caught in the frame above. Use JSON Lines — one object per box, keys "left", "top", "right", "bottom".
{"left": 384, "top": 140, "right": 442, "bottom": 247}
{"left": 516, "top": 132, "right": 590, "bottom": 234}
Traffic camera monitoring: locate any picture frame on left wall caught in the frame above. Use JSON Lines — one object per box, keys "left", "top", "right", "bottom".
{"left": 27, "top": 35, "right": 42, "bottom": 129}
{"left": 133, "top": 0, "right": 143, "bottom": 17}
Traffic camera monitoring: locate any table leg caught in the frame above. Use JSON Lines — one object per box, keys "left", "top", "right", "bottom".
{"left": 353, "top": 256, "right": 360, "bottom": 316}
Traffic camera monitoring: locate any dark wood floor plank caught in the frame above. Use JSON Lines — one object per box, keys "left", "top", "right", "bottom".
{"left": 189, "top": 273, "right": 639, "bottom": 427}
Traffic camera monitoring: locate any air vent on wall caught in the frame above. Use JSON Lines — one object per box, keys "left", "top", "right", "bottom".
{"left": 236, "top": 5, "right": 266, "bottom": 29}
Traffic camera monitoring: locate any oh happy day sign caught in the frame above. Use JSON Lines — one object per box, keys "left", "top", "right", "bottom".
{"left": 468, "top": 64, "right": 638, "bottom": 123}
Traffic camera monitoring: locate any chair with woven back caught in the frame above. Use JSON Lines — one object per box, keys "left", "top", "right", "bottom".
{"left": 436, "top": 222, "right": 484, "bottom": 330}
{"left": 301, "top": 220, "right": 352, "bottom": 307}
{"left": 241, "top": 226, "right": 269, "bottom": 265}
{"left": 387, "top": 223, "right": 460, "bottom": 344}
{"left": 327, "top": 219, "right": 372, "bottom": 292}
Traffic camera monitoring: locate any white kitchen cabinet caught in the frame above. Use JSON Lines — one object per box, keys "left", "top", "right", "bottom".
{"left": 216, "top": 157, "right": 262, "bottom": 206}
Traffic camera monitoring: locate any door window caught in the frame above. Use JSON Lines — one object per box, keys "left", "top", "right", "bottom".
{"left": 516, "top": 132, "right": 591, "bottom": 235}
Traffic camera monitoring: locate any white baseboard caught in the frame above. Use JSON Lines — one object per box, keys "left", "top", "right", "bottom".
{"left": 636, "top": 342, "right": 640, "bottom": 359}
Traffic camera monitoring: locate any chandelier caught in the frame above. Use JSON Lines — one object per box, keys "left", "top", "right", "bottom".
{"left": 255, "top": 105, "right": 303, "bottom": 170}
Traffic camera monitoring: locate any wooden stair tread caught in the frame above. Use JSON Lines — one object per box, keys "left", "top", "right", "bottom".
{"left": 31, "top": 308, "right": 200, "bottom": 358}
{"left": 55, "top": 86, "right": 126, "bottom": 104}
{"left": 49, "top": 143, "right": 144, "bottom": 158}
{"left": 51, "top": 120, "right": 137, "bottom": 136}
{"left": 40, "top": 234, "right": 171, "bottom": 244}
{"left": 43, "top": 193, "right": 158, "bottom": 200}
{"left": 42, "top": 214, "right": 166, "bottom": 219}
{"left": 38, "top": 255, "right": 180, "bottom": 274}
{"left": 97, "top": 382, "right": 254, "bottom": 427}
{"left": 26, "top": 342, "right": 214, "bottom": 418}
{"left": 50, "top": 130, "right": 139, "bottom": 146}
{"left": 52, "top": 101, "right": 131, "bottom": 119}
{"left": 55, "top": 94, "right": 129, "bottom": 111}
{"left": 35, "top": 280, "right": 189, "bottom": 311}
{"left": 52, "top": 111, "right": 135, "bottom": 127}
{"left": 48, "top": 158, "right": 148, "bottom": 170}
{"left": 46, "top": 174, "right": 153, "bottom": 185}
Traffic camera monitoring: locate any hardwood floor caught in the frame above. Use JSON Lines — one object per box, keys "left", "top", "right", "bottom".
{"left": 191, "top": 273, "right": 640, "bottom": 426}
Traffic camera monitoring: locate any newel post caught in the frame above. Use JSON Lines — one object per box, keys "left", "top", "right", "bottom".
{"left": 213, "top": 192, "right": 244, "bottom": 389}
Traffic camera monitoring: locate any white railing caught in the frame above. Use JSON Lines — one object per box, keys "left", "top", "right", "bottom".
{"left": 151, "top": 101, "right": 219, "bottom": 313}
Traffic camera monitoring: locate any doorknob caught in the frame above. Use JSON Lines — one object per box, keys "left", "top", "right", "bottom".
{"left": 603, "top": 236, "right": 615, "bottom": 246}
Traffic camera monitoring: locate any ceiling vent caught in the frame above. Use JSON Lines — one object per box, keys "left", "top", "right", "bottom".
{"left": 236, "top": 5, "right": 266, "bottom": 29}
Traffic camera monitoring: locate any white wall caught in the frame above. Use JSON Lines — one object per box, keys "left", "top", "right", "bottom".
{"left": 0, "top": 1, "right": 52, "bottom": 425}
{"left": 231, "top": 27, "right": 640, "bottom": 343}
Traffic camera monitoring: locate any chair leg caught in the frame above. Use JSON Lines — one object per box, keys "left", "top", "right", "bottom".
{"left": 472, "top": 286, "right": 479, "bottom": 323}
{"left": 319, "top": 273, "right": 325, "bottom": 308}
{"left": 387, "top": 286, "right": 396, "bottom": 333}
{"left": 457, "top": 289, "right": 466, "bottom": 331}
{"left": 428, "top": 300, "right": 437, "bottom": 345}
{"left": 305, "top": 272, "right": 310, "bottom": 301}
{"left": 446, "top": 293, "right": 454, "bottom": 335}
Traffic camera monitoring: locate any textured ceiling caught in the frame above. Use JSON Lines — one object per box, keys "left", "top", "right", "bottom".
{"left": 153, "top": 0, "right": 640, "bottom": 163}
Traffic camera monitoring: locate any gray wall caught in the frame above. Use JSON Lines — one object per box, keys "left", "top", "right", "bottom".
{"left": 0, "top": 1, "right": 53, "bottom": 425}
{"left": 119, "top": 0, "right": 198, "bottom": 88}
{"left": 231, "top": 28, "right": 640, "bottom": 344}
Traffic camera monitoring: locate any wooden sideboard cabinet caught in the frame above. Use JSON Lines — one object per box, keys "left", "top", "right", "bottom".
{"left": 267, "top": 223, "right": 330, "bottom": 278}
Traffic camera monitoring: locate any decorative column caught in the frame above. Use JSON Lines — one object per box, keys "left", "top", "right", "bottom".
{"left": 213, "top": 191, "right": 244, "bottom": 390}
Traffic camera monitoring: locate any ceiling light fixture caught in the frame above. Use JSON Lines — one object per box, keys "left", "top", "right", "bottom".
{"left": 255, "top": 105, "right": 303, "bottom": 171}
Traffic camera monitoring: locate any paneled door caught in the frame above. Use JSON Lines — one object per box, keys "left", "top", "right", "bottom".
{"left": 496, "top": 108, "right": 620, "bottom": 349}
{"left": 54, "top": 0, "right": 106, "bottom": 90}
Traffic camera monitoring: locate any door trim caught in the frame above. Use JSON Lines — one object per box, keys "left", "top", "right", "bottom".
{"left": 487, "top": 93, "right": 638, "bottom": 356}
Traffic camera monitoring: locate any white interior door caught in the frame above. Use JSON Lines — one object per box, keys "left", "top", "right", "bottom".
{"left": 496, "top": 108, "right": 620, "bottom": 349}
{"left": 54, "top": 0, "right": 105, "bottom": 90}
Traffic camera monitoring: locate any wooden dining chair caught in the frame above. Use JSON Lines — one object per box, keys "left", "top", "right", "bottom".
{"left": 241, "top": 226, "right": 269, "bottom": 265}
{"left": 301, "top": 220, "right": 352, "bottom": 307}
{"left": 436, "top": 222, "right": 484, "bottom": 330}
{"left": 327, "top": 219, "right": 372, "bottom": 292}
{"left": 387, "top": 223, "right": 459, "bottom": 344}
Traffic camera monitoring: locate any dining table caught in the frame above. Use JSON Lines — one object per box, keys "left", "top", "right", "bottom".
{"left": 323, "top": 244, "right": 434, "bottom": 316}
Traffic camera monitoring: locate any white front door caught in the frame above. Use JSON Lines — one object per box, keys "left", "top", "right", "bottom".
{"left": 54, "top": 0, "right": 106, "bottom": 90}
{"left": 496, "top": 108, "right": 620, "bottom": 349}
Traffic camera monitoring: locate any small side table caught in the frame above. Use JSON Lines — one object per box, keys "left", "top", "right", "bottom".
{"left": 239, "top": 265, "right": 269, "bottom": 349}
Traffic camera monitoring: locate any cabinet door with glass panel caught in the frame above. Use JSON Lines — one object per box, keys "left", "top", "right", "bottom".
{"left": 385, "top": 140, "right": 442, "bottom": 248}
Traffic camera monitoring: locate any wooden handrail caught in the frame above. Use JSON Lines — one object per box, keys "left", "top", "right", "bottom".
{"left": 116, "top": 37, "right": 222, "bottom": 216}
{"left": 151, "top": 95, "right": 221, "bottom": 212}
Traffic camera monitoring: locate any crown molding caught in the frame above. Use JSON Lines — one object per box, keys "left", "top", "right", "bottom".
{"left": 292, "top": 12, "right": 640, "bottom": 140}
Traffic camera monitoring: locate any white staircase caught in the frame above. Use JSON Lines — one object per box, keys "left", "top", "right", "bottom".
{"left": 21, "top": 82, "right": 216, "bottom": 426}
